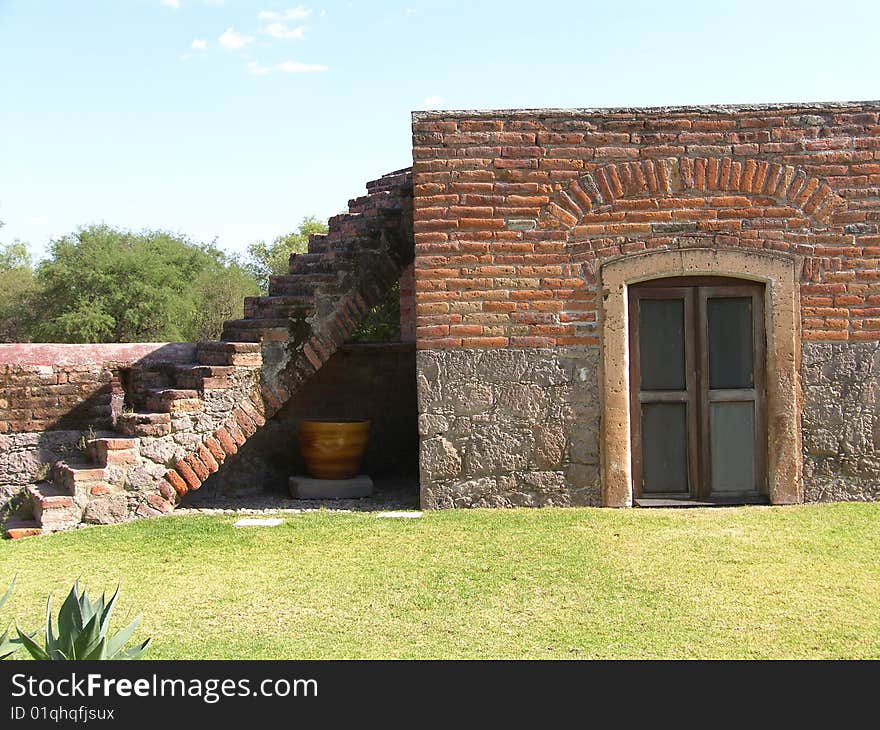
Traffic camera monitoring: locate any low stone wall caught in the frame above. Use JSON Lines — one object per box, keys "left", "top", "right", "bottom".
{"left": 802, "top": 341, "right": 880, "bottom": 501}
{"left": 0, "top": 343, "right": 196, "bottom": 433}
{"left": 417, "top": 347, "right": 599, "bottom": 508}
{"left": 196, "top": 342, "right": 418, "bottom": 497}
{"left": 0, "top": 343, "right": 197, "bottom": 513}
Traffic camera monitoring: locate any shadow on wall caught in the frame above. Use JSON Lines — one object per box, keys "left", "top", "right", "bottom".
{"left": 195, "top": 342, "right": 419, "bottom": 498}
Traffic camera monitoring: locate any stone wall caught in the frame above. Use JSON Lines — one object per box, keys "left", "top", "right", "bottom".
{"left": 197, "top": 342, "right": 418, "bottom": 497}
{"left": 802, "top": 341, "right": 880, "bottom": 501}
{"left": 418, "top": 347, "right": 599, "bottom": 507}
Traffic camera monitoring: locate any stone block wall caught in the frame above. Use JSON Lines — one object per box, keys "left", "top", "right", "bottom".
{"left": 802, "top": 341, "right": 880, "bottom": 500}
{"left": 418, "top": 347, "right": 599, "bottom": 507}
{"left": 412, "top": 102, "right": 880, "bottom": 506}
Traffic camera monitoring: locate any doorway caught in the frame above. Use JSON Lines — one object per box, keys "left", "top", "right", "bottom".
{"left": 628, "top": 277, "right": 767, "bottom": 505}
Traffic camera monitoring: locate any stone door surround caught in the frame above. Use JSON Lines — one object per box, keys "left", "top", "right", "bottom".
{"left": 598, "top": 246, "right": 801, "bottom": 507}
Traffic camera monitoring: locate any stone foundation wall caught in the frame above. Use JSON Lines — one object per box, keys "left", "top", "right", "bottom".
{"left": 198, "top": 342, "right": 418, "bottom": 497}
{"left": 802, "top": 341, "right": 880, "bottom": 501}
{"left": 417, "top": 347, "right": 599, "bottom": 508}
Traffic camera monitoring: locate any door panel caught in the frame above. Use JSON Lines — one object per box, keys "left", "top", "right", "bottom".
{"left": 709, "top": 401, "right": 756, "bottom": 493}
{"left": 642, "top": 403, "right": 690, "bottom": 494}
{"left": 707, "top": 297, "right": 754, "bottom": 389}
{"left": 630, "top": 278, "right": 766, "bottom": 502}
{"left": 638, "top": 298, "right": 686, "bottom": 391}
{"left": 629, "top": 287, "right": 698, "bottom": 497}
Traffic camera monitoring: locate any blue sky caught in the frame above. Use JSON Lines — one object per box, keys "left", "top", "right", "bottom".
{"left": 1, "top": 0, "right": 879, "bottom": 260}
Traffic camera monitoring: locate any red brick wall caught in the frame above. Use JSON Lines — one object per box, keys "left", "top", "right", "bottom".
{"left": 411, "top": 103, "right": 880, "bottom": 348}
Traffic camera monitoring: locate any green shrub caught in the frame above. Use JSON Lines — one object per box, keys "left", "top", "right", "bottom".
{"left": 17, "top": 581, "right": 150, "bottom": 660}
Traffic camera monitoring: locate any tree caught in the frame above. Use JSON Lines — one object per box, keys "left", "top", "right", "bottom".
{"left": 246, "top": 216, "right": 328, "bottom": 292}
{"left": 31, "top": 224, "right": 261, "bottom": 343}
{"left": 0, "top": 224, "right": 38, "bottom": 342}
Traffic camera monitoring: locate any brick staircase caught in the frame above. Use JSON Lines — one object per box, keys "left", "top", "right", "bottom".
{"left": 4, "top": 168, "right": 413, "bottom": 538}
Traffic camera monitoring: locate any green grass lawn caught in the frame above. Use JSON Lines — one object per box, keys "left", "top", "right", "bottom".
{"left": 1, "top": 503, "right": 878, "bottom": 659}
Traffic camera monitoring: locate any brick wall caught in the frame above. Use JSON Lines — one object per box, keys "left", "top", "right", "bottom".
{"left": 412, "top": 103, "right": 880, "bottom": 347}
{"left": 0, "top": 343, "right": 196, "bottom": 433}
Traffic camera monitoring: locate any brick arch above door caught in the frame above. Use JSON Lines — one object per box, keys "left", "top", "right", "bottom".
{"left": 597, "top": 245, "right": 801, "bottom": 507}
{"left": 530, "top": 156, "right": 847, "bottom": 235}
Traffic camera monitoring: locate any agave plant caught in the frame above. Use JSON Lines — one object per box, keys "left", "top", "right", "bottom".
{"left": 0, "top": 577, "right": 19, "bottom": 659}
{"left": 17, "top": 581, "right": 151, "bottom": 660}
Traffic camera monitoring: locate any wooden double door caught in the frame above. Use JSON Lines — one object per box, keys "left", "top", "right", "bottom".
{"left": 628, "top": 277, "right": 767, "bottom": 503}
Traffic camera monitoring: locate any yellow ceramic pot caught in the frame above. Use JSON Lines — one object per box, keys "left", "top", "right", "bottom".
{"left": 297, "top": 420, "right": 371, "bottom": 480}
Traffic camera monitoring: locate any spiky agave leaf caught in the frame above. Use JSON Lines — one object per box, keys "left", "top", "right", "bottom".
{"left": 117, "top": 637, "right": 151, "bottom": 660}
{"left": 99, "top": 585, "right": 119, "bottom": 638}
{"left": 72, "top": 612, "right": 102, "bottom": 660}
{"left": 0, "top": 577, "right": 18, "bottom": 659}
{"left": 0, "top": 576, "right": 14, "bottom": 611}
{"left": 0, "top": 627, "right": 19, "bottom": 660}
{"left": 16, "top": 627, "right": 50, "bottom": 660}
{"left": 106, "top": 615, "right": 141, "bottom": 659}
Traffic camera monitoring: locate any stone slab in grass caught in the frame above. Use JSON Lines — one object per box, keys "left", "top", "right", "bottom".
{"left": 376, "top": 511, "right": 423, "bottom": 519}
{"left": 233, "top": 518, "right": 284, "bottom": 528}
{"left": 289, "top": 474, "right": 373, "bottom": 499}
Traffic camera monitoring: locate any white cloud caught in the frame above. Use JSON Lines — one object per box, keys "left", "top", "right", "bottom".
{"left": 276, "top": 60, "right": 328, "bottom": 73}
{"left": 191, "top": 38, "right": 208, "bottom": 50}
{"left": 160, "top": 0, "right": 181, "bottom": 9}
{"left": 246, "top": 61, "right": 271, "bottom": 75}
{"left": 218, "top": 27, "right": 255, "bottom": 50}
{"left": 258, "top": 6, "right": 311, "bottom": 21}
{"left": 422, "top": 95, "right": 445, "bottom": 108}
{"left": 262, "top": 22, "right": 307, "bottom": 40}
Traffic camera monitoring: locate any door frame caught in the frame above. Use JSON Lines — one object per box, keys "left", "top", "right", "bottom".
{"left": 597, "top": 246, "right": 802, "bottom": 508}
{"left": 628, "top": 277, "right": 768, "bottom": 501}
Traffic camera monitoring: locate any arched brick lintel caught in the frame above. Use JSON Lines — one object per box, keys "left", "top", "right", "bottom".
{"left": 540, "top": 157, "right": 846, "bottom": 230}
{"left": 598, "top": 245, "right": 803, "bottom": 508}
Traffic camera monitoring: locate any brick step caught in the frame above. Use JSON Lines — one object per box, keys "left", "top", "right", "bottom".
{"left": 27, "top": 482, "right": 82, "bottom": 532}
{"left": 145, "top": 389, "right": 202, "bottom": 414}
{"left": 172, "top": 364, "right": 235, "bottom": 390}
{"left": 116, "top": 411, "right": 172, "bottom": 437}
{"left": 307, "top": 234, "right": 330, "bottom": 254}
{"left": 220, "top": 319, "right": 291, "bottom": 342}
{"left": 196, "top": 342, "right": 262, "bottom": 366}
{"left": 221, "top": 327, "right": 292, "bottom": 344}
{"left": 244, "top": 304, "right": 313, "bottom": 321}
{"left": 244, "top": 293, "right": 313, "bottom": 316}
{"left": 130, "top": 369, "right": 168, "bottom": 388}
{"left": 86, "top": 437, "right": 139, "bottom": 466}
{"left": 265, "top": 277, "right": 335, "bottom": 298}
{"left": 3, "top": 519, "right": 42, "bottom": 539}
{"left": 53, "top": 461, "right": 107, "bottom": 497}
{"left": 289, "top": 252, "right": 356, "bottom": 274}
